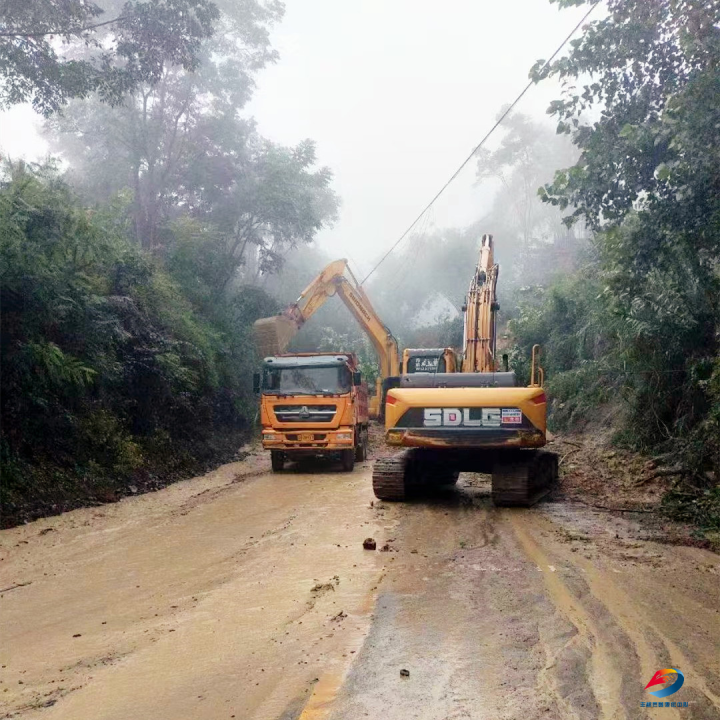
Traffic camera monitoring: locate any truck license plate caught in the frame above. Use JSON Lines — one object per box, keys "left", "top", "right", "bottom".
{"left": 300, "top": 433, "right": 313, "bottom": 442}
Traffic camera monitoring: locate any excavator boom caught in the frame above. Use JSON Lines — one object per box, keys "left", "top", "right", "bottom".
{"left": 253, "top": 259, "right": 349, "bottom": 358}
{"left": 462, "top": 234, "right": 499, "bottom": 374}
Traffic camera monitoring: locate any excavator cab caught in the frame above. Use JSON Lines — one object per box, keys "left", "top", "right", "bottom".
{"left": 402, "top": 348, "right": 459, "bottom": 375}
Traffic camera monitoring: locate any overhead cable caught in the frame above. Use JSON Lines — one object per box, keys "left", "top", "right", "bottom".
{"left": 360, "top": 1, "right": 601, "bottom": 285}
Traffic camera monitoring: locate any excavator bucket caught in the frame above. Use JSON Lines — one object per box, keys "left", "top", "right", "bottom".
{"left": 253, "top": 315, "right": 298, "bottom": 357}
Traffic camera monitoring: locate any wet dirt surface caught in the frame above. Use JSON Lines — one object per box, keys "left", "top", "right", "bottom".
{"left": 1, "top": 447, "right": 719, "bottom": 720}
{"left": 327, "top": 477, "right": 720, "bottom": 720}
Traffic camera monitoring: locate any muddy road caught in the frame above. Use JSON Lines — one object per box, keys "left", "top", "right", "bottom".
{"left": 1, "top": 449, "right": 719, "bottom": 720}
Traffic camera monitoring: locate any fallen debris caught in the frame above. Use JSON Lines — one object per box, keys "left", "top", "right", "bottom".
{"left": 363, "top": 538, "right": 376, "bottom": 550}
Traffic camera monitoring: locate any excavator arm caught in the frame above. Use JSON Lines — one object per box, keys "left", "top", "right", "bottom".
{"left": 333, "top": 277, "right": 400, "bottom": 381}
{"left": 253, "top": 259, "right": 400, "bottom": 403}
{"left": 253, "top": 259, "right": 348, "bottom": 357}
{"left": 461, "top": 233, "right": 499, "bottom": 373}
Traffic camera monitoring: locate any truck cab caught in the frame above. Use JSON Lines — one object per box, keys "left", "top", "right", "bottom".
{"left": 256, "top": 353, "right": 369, "bottom": 472}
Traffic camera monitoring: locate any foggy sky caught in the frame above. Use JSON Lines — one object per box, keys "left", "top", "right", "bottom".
{"left": 246, "top": 1, "right": 588, "bottom": 277}
{"left": 0, "top": 0, "right": 588, "bottom": 277}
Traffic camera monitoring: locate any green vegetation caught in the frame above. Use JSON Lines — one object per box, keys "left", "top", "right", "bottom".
{"left": 0, "top": 0, "right": 222, "bottom": 114}
{"left": 509, "top": 0, "right": 720, "bottom": 529}
{"left": 0, "top": 0, "right": 338, "bottom": 526}
{"left": 1, "top": 0, "right": 717, "bottom": 534}
{"left": 0, "top": 161, "right": 275, "bottom": 524}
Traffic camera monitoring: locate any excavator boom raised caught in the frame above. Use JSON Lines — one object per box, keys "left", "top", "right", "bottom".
{"left": 253, "top": 259, "right": 349, "bottom": 358}
{"left": 462, "top": 234, "right": 499, "bottom": 374}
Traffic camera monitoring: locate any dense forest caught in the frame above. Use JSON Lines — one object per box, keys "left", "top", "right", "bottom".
{"left": 522, "top": 0, "right": 720, "bottom": 528}
{"left": 0, "top": 0, "right": 338, "bottom": 525}
{"left": 1, "top": 0, "right": 718, "bottom": 530}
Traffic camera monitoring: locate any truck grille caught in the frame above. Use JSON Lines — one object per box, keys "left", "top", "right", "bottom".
{"left": 273, "top": 405, "right": 337, "bottom": 423}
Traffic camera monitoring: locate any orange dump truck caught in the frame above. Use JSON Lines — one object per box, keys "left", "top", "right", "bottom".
{"left": 254, "top": 352, "right": 369, "bottom": 472}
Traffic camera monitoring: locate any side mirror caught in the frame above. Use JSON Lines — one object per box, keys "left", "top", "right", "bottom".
{"left": 352, "top": 371, "right": 362, "bottom": 386}
{"left": 502, "top": 353, "right": 509, "bottom": 372}
{"left": 253, "top": 372, "right": 261, "bottom": 394}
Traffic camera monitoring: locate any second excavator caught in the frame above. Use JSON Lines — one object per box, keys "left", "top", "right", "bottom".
{"left": 253, "top": 259, "right": 458, "bottom": 418}
{"left": 253, "top": 259, "right": 400, "bottom": 418}
{"left": 372, "top": 234, "right": 559, "bottom": 506}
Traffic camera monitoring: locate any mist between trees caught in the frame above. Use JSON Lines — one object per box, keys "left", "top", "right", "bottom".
{"left": 1, "top": 0, "right": 718, "bottom": 530}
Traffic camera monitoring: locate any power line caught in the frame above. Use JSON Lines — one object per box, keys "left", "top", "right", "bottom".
{"left": 360, "top": 1, "right": 601, "bottom": 286}
{"left": 0, "top": 16, "right": 127, "bottom": 38}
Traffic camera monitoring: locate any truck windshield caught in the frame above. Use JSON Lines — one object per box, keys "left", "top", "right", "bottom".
{"left": 262, "top": 365, "right": 351, "bottom": 395}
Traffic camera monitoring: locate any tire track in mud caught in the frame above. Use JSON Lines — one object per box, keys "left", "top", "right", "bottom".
{"left": 4, "top": 460, "right": 718, "bottom": 720}
{"left": 324, "top": 478, "right": 718, "bottom": 720}
{"left": 325, "top": 493, "right": 562, "bottom": 720}
{"left": 581, "top": 561, "right": 720, "bottom": 718}
{"left": 509, "top": 511, "right": 720, "bottom": 720}
{"left": 0, "top": 465, "right": 387, "bottom": 720}
{"left": 510, "top": 512, "right": 662, "bottom": 720}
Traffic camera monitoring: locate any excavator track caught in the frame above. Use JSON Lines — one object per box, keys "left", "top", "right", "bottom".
{"left": 372, "top": 452, "right": 410, "bottom": 501}
{"left": 491, "top": 450, "right": 558, "bottom": 507}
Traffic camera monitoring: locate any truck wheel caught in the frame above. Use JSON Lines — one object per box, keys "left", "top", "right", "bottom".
{"left": 270, "top": 451, "right": 285, "bottom": 472}
{"left": 341, "top": 449, "right": 355, "bottom": 472}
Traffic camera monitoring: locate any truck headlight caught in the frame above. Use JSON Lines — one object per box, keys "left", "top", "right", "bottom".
{"left": 263, "top": 433, "right": 277, "bottom": 441}
{"left": 336, "top": 432, "right": 353, "bottom": 440}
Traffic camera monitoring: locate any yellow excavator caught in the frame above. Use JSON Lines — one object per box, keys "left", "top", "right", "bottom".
{"left": 253, "top": 259, "right": 401, "bottom": 418}
{"left": 372, "top": 234, "right": 558, "bottom": 505}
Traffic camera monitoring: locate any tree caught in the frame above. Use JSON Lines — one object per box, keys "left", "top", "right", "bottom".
{"left": 535, "top": 0, "right": 720, "bottom": 256}
{"left": 173, "top": 137, "right": 338, "bottom": 290}
{"left": 45, "top": 0, "right": 336, "bottom": 269}
{"left": 526, "top": 0, "right": 720, "bottom": 520}
{"left": 0, "top": 160, "right": 278, "bottom": 525}
{"left": 475, "top": 111, "right": 583, "bottom": 284}
{"left": 0, "top": 0, "right": 223, "bottom": 115}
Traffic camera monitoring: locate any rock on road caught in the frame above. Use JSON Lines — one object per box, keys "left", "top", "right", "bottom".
{"left": 1, "top": 451, "right": 719, "bottom": 720}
